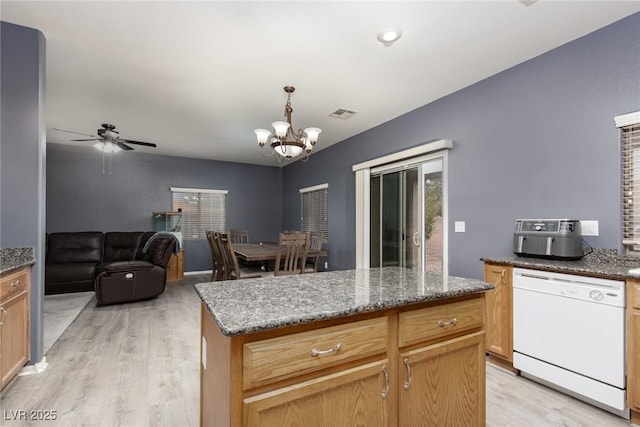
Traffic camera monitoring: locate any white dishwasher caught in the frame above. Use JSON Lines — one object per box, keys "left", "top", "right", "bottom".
{"left": 512, "top": 268, "right": 628, "bottom": 418}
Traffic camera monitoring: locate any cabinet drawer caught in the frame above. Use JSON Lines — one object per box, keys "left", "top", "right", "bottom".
{"left": 1, "top": 268, "right": 28, "bottom": 303}
{"left": 243, "top": 317, "right": 388, "bottom": 390}
{"left": 398, "top": 297, "right": 484, "bottom": 347}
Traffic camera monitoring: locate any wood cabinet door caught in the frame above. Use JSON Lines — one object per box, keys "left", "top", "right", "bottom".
{"left": 1, "top": 292, "right": 29, "bottom": 389}
{"left": 243, "top": 359, "right": 390, "bottom": 427}
{"left": 399, "top": 332, "right": 485, "bottom": 427}
{"left": 483, "top": 264, "right": 512, "bottom": 360}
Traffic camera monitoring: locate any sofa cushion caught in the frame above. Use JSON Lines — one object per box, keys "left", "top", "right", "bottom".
{"left": 103, "top": 232, "right": 144, "bottom": 262}
{"left": 46, "top": 232, "right": 104, "bottom": 264}
{"left": 45, "top": 262, "right": 97, "bottom": 294}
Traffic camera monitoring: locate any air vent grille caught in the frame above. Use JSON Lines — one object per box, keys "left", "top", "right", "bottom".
{"left": 329, "top": 108, "right": 358, "bottom": 119}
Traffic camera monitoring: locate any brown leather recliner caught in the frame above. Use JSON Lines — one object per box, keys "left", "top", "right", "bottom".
{"left": 94, "top": 234, "right": 177, "bottom": 306}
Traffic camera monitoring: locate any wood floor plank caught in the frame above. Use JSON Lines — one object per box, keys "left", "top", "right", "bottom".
{"left": 0, "top": 274, "right": 633, "bottom": 426}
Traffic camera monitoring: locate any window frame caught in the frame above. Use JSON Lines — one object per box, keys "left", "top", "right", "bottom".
{"left": 170, "top": 187, "right": 228, "bottom": 240}
{"left": 616, "top": 111, "right": 640, "bottom": 253}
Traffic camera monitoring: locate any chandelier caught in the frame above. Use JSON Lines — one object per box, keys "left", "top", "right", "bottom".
{"left": 255, "top": 86, "right": 321, "bottom": 162}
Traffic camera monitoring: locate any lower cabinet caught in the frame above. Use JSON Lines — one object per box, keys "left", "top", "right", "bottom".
{"left": 166, "top": 248, "right": 184, "bottom": 282}
{"left": 628, "top": 279, "right": 640, "bottom": 422}
{"left": 201, "top": 294, "right": 487, "bottom": 427}
{"left": 483, "top": 263, "right": 513, "bottom": 365}
{"left": 0, "top": 266, "right": 30, "bottom": 389}
{"left": 399, "top": 332, "right": 485, "bottom": 427}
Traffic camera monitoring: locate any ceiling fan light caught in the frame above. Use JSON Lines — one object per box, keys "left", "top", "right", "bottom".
{"left": 94, "top": 142, "right": 105, "bottom": 151}
{"left": 304, "top": 127, "right": 321, "bottom": 144}
{"left": 254, "top": 129, "right": 271, "bottom": 146}
{"left": 272, "top": 121, "right": 290, "bottom": 138}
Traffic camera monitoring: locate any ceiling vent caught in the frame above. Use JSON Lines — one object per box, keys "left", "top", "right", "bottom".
{"left": 329, "top": 108, "right": 358, "bottom": 119}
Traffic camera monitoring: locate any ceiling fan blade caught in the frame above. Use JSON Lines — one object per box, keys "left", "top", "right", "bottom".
{"left": 53, "top": 128, "right": 96, "bottom": 138}
{"left": 71, "top": 138, "right": 101, "bottom": 142}
{"left": 121, "top": 139, "right": 157, "bottom": 148}
{"left": 115, "top": 140, "right": 134, "bottom": 151}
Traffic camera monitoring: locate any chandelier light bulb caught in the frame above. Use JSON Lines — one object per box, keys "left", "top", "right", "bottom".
{"left": 304, "top": 127, "right": 322, "bottom": 144}
{"left": 272, "top": 121, "right": 290, "bottom": 138}
{"left": 254, "top": 129, "right": 271, "bottom": 146}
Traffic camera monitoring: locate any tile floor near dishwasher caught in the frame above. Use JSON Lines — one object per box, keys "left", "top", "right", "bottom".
{"left": 2, "top": 274, "right": 632, "bottom": 426}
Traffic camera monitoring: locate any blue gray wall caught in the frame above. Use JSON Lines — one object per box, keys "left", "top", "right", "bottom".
{"left": 1, "top": 21, "right": 47, "bottom": 365}
{"left": 46, "top": 144, "right": 284, "bottom": 271}
{"left": 282, "top": 13, "right": 640, "bottom": 279}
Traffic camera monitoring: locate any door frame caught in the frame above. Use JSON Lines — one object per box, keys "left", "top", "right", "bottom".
{"left": 353, "top": 139, "right": 452, "bottom": 272}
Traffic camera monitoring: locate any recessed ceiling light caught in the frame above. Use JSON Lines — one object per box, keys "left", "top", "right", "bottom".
{"left": 520, "top": 0, "right": 538, "bottom": 6}
{"left": 377, "top": 26, "right": 402, "bottom": 47}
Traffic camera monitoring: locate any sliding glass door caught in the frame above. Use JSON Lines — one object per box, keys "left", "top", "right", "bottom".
{"left": 370, "top": 158, "right": 444, "bottom": 273}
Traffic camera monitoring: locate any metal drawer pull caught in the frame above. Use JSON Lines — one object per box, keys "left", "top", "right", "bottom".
{"left": 403, "top": 358, "right": 412, "bottom": 390}
{"left": 310, "top": 342, "right": 342, "bottom": 357}
{"left": 438, "top": 318, "right": 457, "bottom": 327}
{"left": 381, "top": 365, "right": 390, "bottom": 399}
{"left": 0, "top": 307, "right": 7, "bottom": 326}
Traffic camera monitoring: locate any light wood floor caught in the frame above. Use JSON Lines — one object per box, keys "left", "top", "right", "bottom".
{"left": 0, "top": 274, "right": 633, "bottom": 426}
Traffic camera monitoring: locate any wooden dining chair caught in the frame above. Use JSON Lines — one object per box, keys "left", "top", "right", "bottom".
{"left": 219, "top": 232, "right": 263, "bottom": 280}
{"left": 229, "top": 229, "right": 250, "bottom": 243}
{"left": 274, "top": 232, "right": 309, "bottom": 276}
{"left": 205, "top": 230, "right": 218, "bottom": 281}
{"left": 211, "top": 231, "right": 228, "bottom": 281}
{"left": 303, "top": 232, "right": 323, "bottom": 273}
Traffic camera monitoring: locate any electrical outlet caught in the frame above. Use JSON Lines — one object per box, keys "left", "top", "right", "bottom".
{"left": 581, "top": 220, "right": 599, "bottom": 236}
{"left": 455, "top": 221, "right": 466, "bottom": 233}
{"left": 324, "top": 262, "right": 328, "bottom": 270}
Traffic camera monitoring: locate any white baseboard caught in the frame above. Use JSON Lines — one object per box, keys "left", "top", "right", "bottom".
{"left": 18, "top": 357, "right": 48, "bottom": 376}
{"left": 184, "top": 270, "right": 212, "bottom": 276}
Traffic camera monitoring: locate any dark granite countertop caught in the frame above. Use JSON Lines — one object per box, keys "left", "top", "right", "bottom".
{"left": 0, "top": 247, "right": 35, "bottom": 274}
{"left": 194, "top": 266, "right": 493, "bottom": 337}
{"left": 482, "top": 248, "right": 640, "bottom": 280}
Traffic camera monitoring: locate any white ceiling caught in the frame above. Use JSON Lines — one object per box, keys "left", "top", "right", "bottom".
{"left": 2, "top": 1, "right": 639, "bottom": 166}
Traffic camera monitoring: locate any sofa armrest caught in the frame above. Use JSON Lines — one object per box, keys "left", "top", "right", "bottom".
{"left": 104, "top": 260, "right": 154, "bottom": 273}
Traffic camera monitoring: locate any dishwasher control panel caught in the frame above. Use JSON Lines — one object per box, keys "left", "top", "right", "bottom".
{"left": 512, "top": 268, "right": 625, "bottom": 307}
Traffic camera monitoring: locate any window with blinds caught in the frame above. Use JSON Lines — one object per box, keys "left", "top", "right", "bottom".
{"left": 300, "top": 184, "right": 328, "bottom": 242}
{"left": 171, "top": 187, "right": 228, "bottom": 240}
{"left": 618, "top": 112, "right": 640, "bottom": 252}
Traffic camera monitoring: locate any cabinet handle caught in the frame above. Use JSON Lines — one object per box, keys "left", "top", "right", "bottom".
{"left": 403, "top": 358, "right": 412, "bottom": 390}
{"left": 11, "top": 279, "right": 20, "bottom": 287}
{"left": 381, "top": 365, "right": 390, "bottom": 399}
{"left": 0, "top": 307, "right": 7, "bottom": 326}
{"left": 438, "top": 318, "right": 457, "bottom": 327}
{"left": 310, "top": 342, "right": 342, "bottom": 357}
{"left": 500, "top": 269, "right": 505, "bottom": 285}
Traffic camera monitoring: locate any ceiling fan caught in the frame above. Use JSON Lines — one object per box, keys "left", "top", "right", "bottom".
{"left": 54, "top": 123, "right": 157, "bottom": 151}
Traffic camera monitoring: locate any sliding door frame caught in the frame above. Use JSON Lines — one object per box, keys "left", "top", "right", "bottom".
{"left": 353, "top": 139, "right": 452, "bottom": 271}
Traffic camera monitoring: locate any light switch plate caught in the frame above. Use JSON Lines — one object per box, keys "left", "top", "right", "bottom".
{"left": 581, "top": 220, "right": 599, "bottom": 236}
{"left": 455, "top": 221, "right": 466, "bottom": 233}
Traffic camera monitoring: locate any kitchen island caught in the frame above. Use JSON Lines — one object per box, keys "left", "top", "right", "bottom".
{"left": 195, "top": 267, "right": 493, "bottom": 427}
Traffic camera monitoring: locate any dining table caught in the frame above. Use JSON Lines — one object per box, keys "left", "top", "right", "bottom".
{"left": 233, "top": 242, "right": 327, "bottom": 271}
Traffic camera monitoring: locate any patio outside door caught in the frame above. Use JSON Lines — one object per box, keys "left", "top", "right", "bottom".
{"left": 370, "top": 158, "right": 444, "bottom": 273}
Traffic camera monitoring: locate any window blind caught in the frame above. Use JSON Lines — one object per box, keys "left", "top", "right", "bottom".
{"left": 622, "top": 123, "right": 640, "bottom": 250}
{"left": 171, "top": 188, "right": 227, "bottom": 240}
{"left": 300, "top": 184, "right": 328, "bottom": 242}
